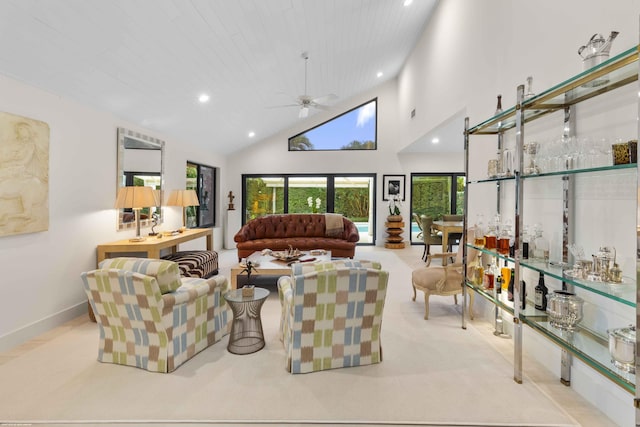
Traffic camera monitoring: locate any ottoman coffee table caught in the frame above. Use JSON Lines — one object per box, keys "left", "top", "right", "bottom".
{"left": 224, "top": 287, "right": 270, "bottom": 355}
{"left": 230, "top": 250, "right": 332, "bottom": 289}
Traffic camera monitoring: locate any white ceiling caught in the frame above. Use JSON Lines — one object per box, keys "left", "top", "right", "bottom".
{"left": 0, "top": 0, "right": 438, "bottom": 155}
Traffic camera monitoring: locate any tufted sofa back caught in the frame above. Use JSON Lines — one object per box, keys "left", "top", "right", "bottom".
{"left": 234, "top": 214, "right": 359, "bottom": 243}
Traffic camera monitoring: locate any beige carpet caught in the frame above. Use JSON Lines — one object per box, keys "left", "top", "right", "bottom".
{"left": 0, "top": 246, "right": 613, "bottom": 426}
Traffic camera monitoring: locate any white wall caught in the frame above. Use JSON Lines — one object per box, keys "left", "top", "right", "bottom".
{"left": 396, "top": 1, "right": 638, "bottom": 425}
{"left": 0, "top": 74, "right": 228, "bottom": 351}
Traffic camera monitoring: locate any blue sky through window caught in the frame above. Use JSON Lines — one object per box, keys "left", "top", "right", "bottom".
{"left": 290, "top": 99, "right": 377, "bottom": 150}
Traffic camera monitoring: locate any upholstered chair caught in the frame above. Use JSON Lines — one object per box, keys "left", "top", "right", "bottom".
{"left": 81, "top": 257, "right": 231, "bottom": 373}
{"left": 277, "top": 260, "right": 389, "bottom": 374}
{"left": 411, "top": 228, "right": 477, "bottom": 320}
{"left": 420, "top": 215, "right": 443, "bottom": 265}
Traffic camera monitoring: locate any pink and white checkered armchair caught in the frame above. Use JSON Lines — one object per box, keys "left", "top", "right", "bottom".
{"left": 277, "top": 260, "right": 389, "bottom": 374}
{"left": 81, "top": 257, "right": 231, "bottom": 373}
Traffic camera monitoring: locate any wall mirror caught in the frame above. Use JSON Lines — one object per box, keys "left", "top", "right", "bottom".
{"left": 116, "top": 127, "right": 165, "bottom": 231}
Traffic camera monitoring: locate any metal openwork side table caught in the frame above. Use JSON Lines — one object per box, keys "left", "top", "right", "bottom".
{"left": 223, "top": 287, "right": 269, "bottom": 355}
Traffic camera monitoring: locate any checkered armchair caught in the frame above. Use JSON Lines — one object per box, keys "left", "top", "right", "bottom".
{"left": 277, "top": 260, "right": 389, "bottom": 374}
{"left": 81, "top": 257, "right": 231, "bottom": 373}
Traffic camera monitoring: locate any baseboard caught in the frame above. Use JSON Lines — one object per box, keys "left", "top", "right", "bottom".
{"left": 0, "top": 302, "right": 88, "bottom": 353}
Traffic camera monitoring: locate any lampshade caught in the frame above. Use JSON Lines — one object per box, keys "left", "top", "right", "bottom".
{"left": 115, "top": 186, "right": 158, "bottom": 241}
{"left": 299, "top": 106, "right": 309, "bottom": 118}
{"left": 166, "top": 189, "right": 199, "bottom": 207}
{"left": 115, "top": 186, "right": 158, "bottom": 209}
{"left": 166, "top": 189, "right": 199, "bottom": 228}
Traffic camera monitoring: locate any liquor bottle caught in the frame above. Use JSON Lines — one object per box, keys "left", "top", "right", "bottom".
{"left": 475, "top": 262, "right": 484, "bottom": 286}
{"left": 501, "top": 260, "right": 510, "bottom": 290}
{"left": 520, "top": 279, "right": 527, "bottom": 310}
{"left": 484, "top": 213, "right": 499, "bottom": 250}
{"left": 495, "top": 275, "right": 502, "bottom": 295}
{"left": 534, "top": 272, "right": 548, "bottom": 311}
{"left": 507, "top": 268, "right": 515, "bottom": 302}
{"left": 532, "top": 224, "right": 549, "bottom": 263}
{"left": 473, "top": 214, "right": 486, "bottom": 248}
{"left": 522, "top": 225, "right": 530, "bottom": 259}
{"left": 524, "top": 76, "right": 535, "bottom": 99}
{"left": 495, "top": 94, "right": 503, "bottom": 115}
{"left": 483, "top": 261, "right": 495, "bottom": 290}
{"left": 497, "top": 219, "right": 512, "bottom": 255}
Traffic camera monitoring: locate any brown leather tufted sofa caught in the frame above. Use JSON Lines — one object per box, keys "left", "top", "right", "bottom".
{"left": 234, "top": 214, "right": 360, "bottom": 261}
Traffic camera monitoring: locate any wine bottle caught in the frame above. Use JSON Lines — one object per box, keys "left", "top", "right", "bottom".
{"left": 534, "top": 272, "right": 548, "bottom": 311}
{"left": 495, "top": 94, "right": 503, "bottom": 115}
{"left": 507, "top": 268, "right": 515, "bottom": 301}
{"left": 496, "top": 275, "right": 502, "bottom": 294}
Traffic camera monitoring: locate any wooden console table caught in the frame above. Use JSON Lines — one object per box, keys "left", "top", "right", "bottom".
{"left": 96, "top": 227, "right": 213, "bottom": 267}
{"left": 89, "top": 228, "right": 213, "bottom": 322}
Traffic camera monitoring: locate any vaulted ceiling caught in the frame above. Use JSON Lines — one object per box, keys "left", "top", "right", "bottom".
{"left": 0, "top": 0, "right": 437, "bottom": 154}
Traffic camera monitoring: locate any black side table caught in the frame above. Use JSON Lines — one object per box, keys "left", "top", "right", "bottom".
{"left": 223, "top": 287, "right": 270, "bottom": 355}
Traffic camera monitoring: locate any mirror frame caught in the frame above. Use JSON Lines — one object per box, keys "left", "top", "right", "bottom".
{"left": 116, "top": 127, "right": 165, "bottom": 231}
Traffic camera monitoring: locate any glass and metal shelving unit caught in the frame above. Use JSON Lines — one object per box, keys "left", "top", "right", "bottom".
{"left": 462, "top": 45, "right": 639, "bottom": 394}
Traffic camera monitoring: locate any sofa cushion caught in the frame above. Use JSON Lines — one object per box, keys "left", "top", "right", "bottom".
{"left": 98, "top": 257, "right": 182, "bottom": 294}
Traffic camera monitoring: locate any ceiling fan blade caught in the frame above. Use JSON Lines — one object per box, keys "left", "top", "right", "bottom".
{"left": 265, "top": 103, "right": 300, "bottom": 109}
{"left": 310, "top": 103, "right": 329, "bottom": 111}
{"left": 312, "top": 93, "right": 338, "bottom": 104}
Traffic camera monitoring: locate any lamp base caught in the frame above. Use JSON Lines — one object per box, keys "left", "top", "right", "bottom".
{"left": 129, "top": 236, "right": 146, "bottom": 242}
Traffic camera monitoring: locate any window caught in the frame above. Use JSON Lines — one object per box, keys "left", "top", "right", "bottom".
{"left": 410, "top": 173, "right": 465, "bottom": 243}
{"left": 186, "top": 162, "right": 216, "bottom": 227}
{"left": 288, "top": 99, "right": 377, "bottom": 151}
{"left": 242, "top": 174, "right": 375, "bottom": 244}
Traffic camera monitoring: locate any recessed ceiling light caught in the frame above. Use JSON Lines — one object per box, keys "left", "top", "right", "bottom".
{"left": 198, "top": 94, "right": 210, "bottom": 103}
{"left": 248, "top": 131, "right": 255, "bottom": 138}
{"left": 403, "top": 0, "right": 413, "bottom": 6}
{"left": 376, "top": 71, "right": 384, "bottom": 78}
{"left": 431, "top": 137, "right": 440, "bottom": 144}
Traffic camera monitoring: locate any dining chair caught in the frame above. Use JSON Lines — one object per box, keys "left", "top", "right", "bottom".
{"left": 421, "top": 215, "right": 443, "bottom": 265}
{"left": 442, "top": 214, "right": 464, "bottom": 251}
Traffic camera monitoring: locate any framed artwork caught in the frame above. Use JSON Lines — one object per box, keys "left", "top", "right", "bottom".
{"left": 382, "top": 175, "right": 405, "bottom": 201}
{"left": 0, "top": 112, "right": 50, "bottom": 237}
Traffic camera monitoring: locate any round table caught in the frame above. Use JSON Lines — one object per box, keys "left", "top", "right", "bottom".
{"left": 223, "top": 287, "right": 270, "bottom": 355}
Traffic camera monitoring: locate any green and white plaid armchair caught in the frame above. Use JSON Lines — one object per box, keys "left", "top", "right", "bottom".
{"left": 81, "top": 257, "right": 231, "bottom": 373}
{"left": 277, "top": 260, "right": 388, "bottom": 374}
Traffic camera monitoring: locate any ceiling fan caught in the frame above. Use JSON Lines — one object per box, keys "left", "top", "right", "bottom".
{"left": 271, "top": 52, "right": 338, "bottom": 118}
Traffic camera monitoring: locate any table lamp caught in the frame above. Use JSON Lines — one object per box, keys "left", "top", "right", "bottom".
{"left": 115, "top": 186, "right": 158, "bottom": 242}
{"left": 167, "top": 189, "right": 200, "bottom": 229}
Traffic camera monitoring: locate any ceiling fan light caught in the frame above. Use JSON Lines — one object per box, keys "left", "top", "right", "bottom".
{"left": 299, "top": 106, "right": 309, "bottom": 118}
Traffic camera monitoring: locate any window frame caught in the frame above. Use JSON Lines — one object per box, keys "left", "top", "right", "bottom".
{"left": 241, "top": 173, "right": 376, "bottom": 245}
{"left": 186, "top": 161, "right": 217, "bottom": 228}
{"left": 287, "top": 98, "right": 378, "bottom": 151}
{"left": 409, "top": 172, "right": 466, "bottom": 244}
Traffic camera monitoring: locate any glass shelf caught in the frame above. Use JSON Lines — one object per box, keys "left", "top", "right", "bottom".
{"left": 520, "top": 318, "right": 635, "bottom": 394}
{"left": 520, "top": 163, "right": 636, "bottom": 180}
{"left": 466, "top": 243, "right": 514, "bottom": 264}
{"left": 467, "top": 280, "right": 635, "bottom": 393}
{"left": 466, "top": 244, "right": 635, "bottom": 307}
{"left": 468, "top": 45, "right": 639, "bottom": 135}
{"left": 520, "top": 259, "right": 636, "bottom": 307}
{"left": 465, "top": 281, "right": 514, "bottom": 314}
{"left": 468, "top": 162, "right": 634, "bottom": 185}
{"left": 468, "top": 175, "right": 516, "bottom": 184}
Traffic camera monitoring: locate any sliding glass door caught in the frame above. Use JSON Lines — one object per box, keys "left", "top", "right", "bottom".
{"left": 410, "top": 173, "right": 465, "bottom": 243}
{"left": 242, "top": 174, "right": 375, "bottom": 245}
